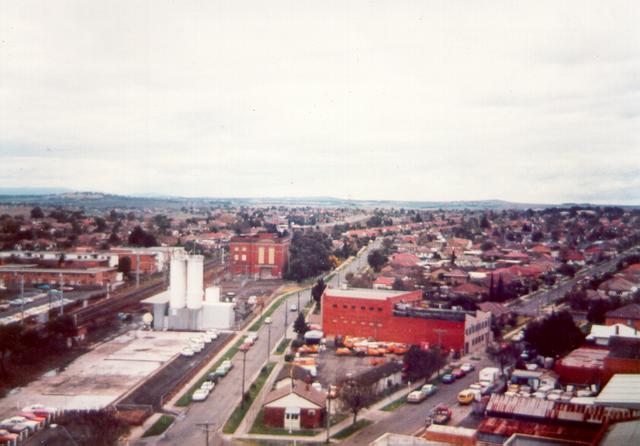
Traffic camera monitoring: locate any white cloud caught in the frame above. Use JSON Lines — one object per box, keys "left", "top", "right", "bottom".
{"left": 0, "top": 0, "right": 638, "bottom": 204}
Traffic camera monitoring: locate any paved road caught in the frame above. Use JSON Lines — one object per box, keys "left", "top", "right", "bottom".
{"left": 151, "top": 240, "right": 381, "bottom": 446}
{"left": 512, "top": 249, "right": 638, "bottom": 317}
{"left": 341, "top": 355, "right": 495, "bottom": 445}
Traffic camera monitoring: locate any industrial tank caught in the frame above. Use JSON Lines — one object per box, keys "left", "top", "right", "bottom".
{"left": 169, "top": 252, "right": 187, "bottom": 309}
{"left": 186, "top": 255, "right": 204, "bottom": 310}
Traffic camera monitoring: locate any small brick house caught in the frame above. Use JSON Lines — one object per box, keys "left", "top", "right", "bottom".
{"left": 263, "top": 379, "right": 326, "bottom": 430}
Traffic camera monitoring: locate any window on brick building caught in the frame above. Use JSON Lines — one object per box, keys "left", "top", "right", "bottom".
{"left": 241, "top": 255, "right": 246, "bottom": 261}
{"left": 378, "top": 307, "right": 383, "bottom": 311}
{"left": 360, "top": 306, "right": 365, "bottom": 310}
{"left": 332, "top": 304, "right": 337, "bottom": 308}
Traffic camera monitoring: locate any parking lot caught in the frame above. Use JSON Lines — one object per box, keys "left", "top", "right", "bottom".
{"left": 0, "top": 330, "right": 221, "bottom": 419}
{"left": 314, "top": 348, "right": 406, "bottom": 386}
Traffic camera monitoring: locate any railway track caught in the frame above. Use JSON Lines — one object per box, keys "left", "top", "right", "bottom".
{"left": 73, "top": 257, "right": 223, "bottom": 326}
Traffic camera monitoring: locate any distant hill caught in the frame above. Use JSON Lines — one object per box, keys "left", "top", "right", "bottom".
{"left": 0, "top": 187, "right": 73, "bottom": 196}
{"left": 0, "top": 190, "right": 635, "bottom": 210}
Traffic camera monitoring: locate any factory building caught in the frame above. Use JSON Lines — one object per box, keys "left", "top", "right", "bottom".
{"left": 142, "top": 253, "right": 234, "bottom": 331}
{"left": 321, "top": 287, "right": 491, "bottom": 355}
{"left": 229, "top": 232, "right": 290, "bottom": 279}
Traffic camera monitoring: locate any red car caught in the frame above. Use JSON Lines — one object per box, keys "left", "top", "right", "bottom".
{"left": 452, "top": 368, "right": 466, "bottom": 379}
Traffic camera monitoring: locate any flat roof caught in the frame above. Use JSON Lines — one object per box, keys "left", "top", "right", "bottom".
{"left": 595, "top": 374, "right": 640, "bottom": 409}
{"left": 0, "top": 266, "right": 115, "bottom": 274}
{"left": 324, "top": 287, "right": 416, "bottom": 301}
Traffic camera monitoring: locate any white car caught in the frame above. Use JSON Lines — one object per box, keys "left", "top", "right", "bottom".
{"left": 200, "top": 381, "right": 215, "bottom": 391}
{"left": 460, "top": 363, "right": 475, "bottom": 373}
{"left": 181, "top": 348, "right": 195, "bottom": 357}
{"left": 289, "top": 304, "right": 298, "bottom": 312}
{"left": 264, "top": 317, "right": 272, "bottom": 324}
{"left": 407, "top": 390, "right": 427, "bottom": 403}
{"left": 192, "top": 389, "right": 210, "bottom": 402}
{"left": 191, "top": 342, "right": 204, "bottom": 353}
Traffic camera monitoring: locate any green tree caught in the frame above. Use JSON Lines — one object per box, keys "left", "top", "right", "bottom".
{"left": 128, "top": 226, "right": 157, "bottom": 247}
{"left": 94, "top": 217, "right": 107, "bottom": 232}
{"left": 524, "top": 311, "right": 585, "bottom": 357}
{"left": 392, "top": 277, "right": 407, "bottom": 291}
{"left": 117, "top": 256, "right": 132, "bottom": 275}
{"left": 293, "top": 312, "right": 309, "bottom": 337}
{"left": 311, "top": 278, "right": 326, "bottom": 309}
{"left": 0, "top": 324, "right": 23, "bottom": 376}
{"left": 285, "top": 230, "right": 332, "bottom": 281}
{"left": 403, "top": 345, "right": 445, "bottom": 382}
{"left": 30, "top": 206, "right": 45, "bottom": 219}
{"left": 46, "top": 315, "right": 77, "bottom": 348}
{"left": 367, "top": 249, "right": 388, "bottom": 272}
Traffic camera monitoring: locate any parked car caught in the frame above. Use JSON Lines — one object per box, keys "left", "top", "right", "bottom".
{"left": 0, "top": 428, "right": 18, "bottom": 445}
{"left": 426, "top": 404, "right": 452, "bottom": 425}
{"left": 181, "top": 348, "right": 195, "bottom": 357}
{"left": 420, "top": 384, "right": 438, "bottom": 396}
{"left": 460, "top": 363, "right": 475, "bottom": 373}
{"left": 452, "top": 368, "right": 465, "bottom": 379}
{"left": 441, "top": 374, "right": 455, "bottom": 384}
{"left": 264, "top": 317, "right": 272, "bottom": 324}
{"left": 192, "top": 389, "right": 210, "bottom": 402}
{"left": 457, "top": 389, "right": 476, "bottom": 405}
{"left": 407, "top": 390, "right": 428, "bottom": 404}
{"left": 289, "top": 304, "right": 298, "bottom": 312}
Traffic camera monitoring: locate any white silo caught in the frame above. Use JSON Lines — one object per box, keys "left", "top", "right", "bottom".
{"left": 169, "top": 252, "right": 187, "bottom": 309}
{"left": 186, "top": 255, "right": 204, "bottom": 310}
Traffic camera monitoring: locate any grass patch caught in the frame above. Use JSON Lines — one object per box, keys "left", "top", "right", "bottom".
{"left": 332, "top": 419, "right": 372, "bottom": 439}
{"left": 249, "top": 409, "right": 317, "bottom": 436}
{"left": 275, "top": 338, "right": 290, "bottom": 355}
{"left": 142, "top": 415, "right": 174, "bottom": 437}
{"left": 249, "top": 292, "right": 294, "bottom": 332}
{"left": 223, "top": 362, "right": 277, "bottom": 434}
{"left": 175, "top": 337, "right": 246, "bottom": 407}
{"left": 381, "top": 397, "right": 406, "bottom": 412}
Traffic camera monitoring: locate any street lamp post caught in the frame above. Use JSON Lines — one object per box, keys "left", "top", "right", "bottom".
{"left": 284, "top": 302, "right": 288, "bottom": 341}
{"left": 265, "top": 318, "right": 272, "bottom": 363}
{"left": 241, "top": 346, "right": 248, "bottom": 407}
{"left": 325, "top": 387, "right": 332, "bottom": 443}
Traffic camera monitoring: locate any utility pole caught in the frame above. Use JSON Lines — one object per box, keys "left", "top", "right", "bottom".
{"left": 241, "top": 346, "right": 248, "bottom": 407}
{"left": 284, "top": 302, "right": 288, "bottom": 341}
{"left": 136, "top": 253, "right": 140, "bottom": 288}
{"left": 266, "top": 318, "right": 272, "bottom": 363}
{"left": 325, "top": 387, "right": 332, "bottom": 443}
{"left": 20, "top": 275, "right": 25, "bottom": 324}
{"left": 59, "top": 272, "right": 64, "bottom": 315}
{"left": 196, "top": 422, "right": 215, "bottom": 446}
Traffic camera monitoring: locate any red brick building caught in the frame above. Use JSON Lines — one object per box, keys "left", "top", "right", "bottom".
{"left": 229, "top": 233, "right": 290, "bottom": 279}
{"left": 606, "top": 303, "right": 640, "bottom": 330}
{"left": 321, "top": 288, "right": 491, "bottom": 355}
{"left": 0, "top": 266, "right": 119, "bottom": 287}
{"left": 263, "top": 380, "right": 326, "bottom": 430}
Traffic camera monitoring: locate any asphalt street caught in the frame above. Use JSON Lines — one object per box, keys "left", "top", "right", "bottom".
{"left": 512, "top": 250, "right": 637, "bottom": 317}
{"left": 341, "top": 355, "right": 495, "bottom": 445}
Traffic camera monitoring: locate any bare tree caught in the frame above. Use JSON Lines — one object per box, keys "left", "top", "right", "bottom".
{"left": 337, "top": 376, "right": 375, "bottom": 425}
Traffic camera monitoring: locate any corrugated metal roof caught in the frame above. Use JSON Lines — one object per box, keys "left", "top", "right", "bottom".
{"left": 595, "top": 374, "right": 640, "bottom": 409}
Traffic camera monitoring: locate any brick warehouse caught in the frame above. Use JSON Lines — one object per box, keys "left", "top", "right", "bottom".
{"left": 229, "top": 232, "right": 290, "bottom": 279}
{"left": 321, "top": 288, "right": 491, "bottom": 355}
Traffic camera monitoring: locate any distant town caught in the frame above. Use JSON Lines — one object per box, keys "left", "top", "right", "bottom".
{"left": 0, "top": 194, "right": 638, "bottom": 445}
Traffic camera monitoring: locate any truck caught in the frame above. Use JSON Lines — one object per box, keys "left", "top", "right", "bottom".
{"left": 478, "top": 367, "right": 501, "bottom": 385}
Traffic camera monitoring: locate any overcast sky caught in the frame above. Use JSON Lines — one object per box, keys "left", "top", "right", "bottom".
{"left": 0, "top": 1, "right": 638, "bottom": 204}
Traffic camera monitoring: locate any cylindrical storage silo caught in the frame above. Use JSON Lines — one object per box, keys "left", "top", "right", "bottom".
{"left": 169, "top": 253, "right": 187, "bottom": 309}
{"left": 186, "top": 255, "right": 204, "bottom": 310}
